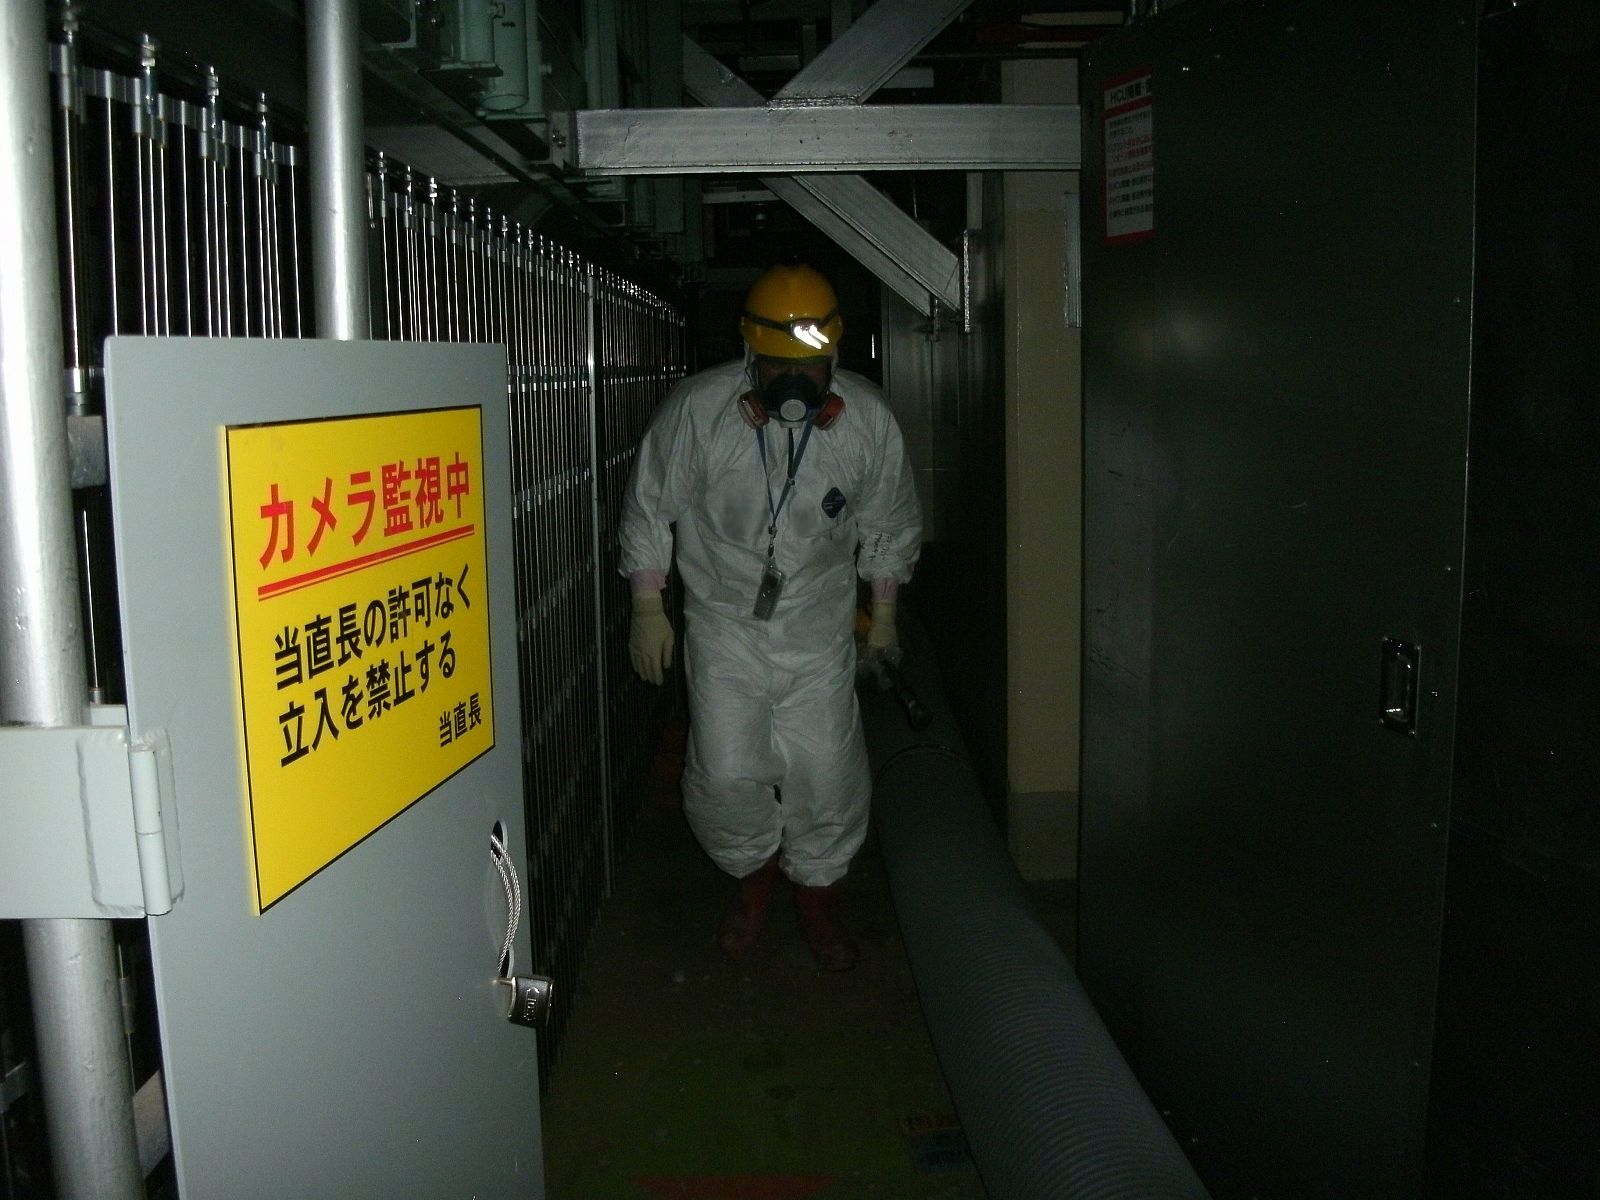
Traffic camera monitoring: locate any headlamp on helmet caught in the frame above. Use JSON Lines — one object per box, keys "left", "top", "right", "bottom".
{"left": 739, "top": 264, "right": 845, "bottom": 362}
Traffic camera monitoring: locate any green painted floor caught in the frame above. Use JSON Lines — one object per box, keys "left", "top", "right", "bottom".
{"left": 540, "top": 788, "right": 990, "bottom": 1200}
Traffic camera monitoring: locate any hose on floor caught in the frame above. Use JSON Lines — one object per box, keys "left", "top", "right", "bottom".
{"left": 860, "top": 620, "right": 1210, "bottom": 1200}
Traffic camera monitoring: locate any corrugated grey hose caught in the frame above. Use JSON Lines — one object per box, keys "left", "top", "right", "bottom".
{"left": 860, "top": 617, "right": 1209, "bottom": 1200}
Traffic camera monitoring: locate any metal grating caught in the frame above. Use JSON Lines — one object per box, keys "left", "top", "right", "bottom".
{"left": 592, "top": 272, "right": 688, "bottom": 867}
{"left": 366, "top": 157, "right": 685, "bottom": 1076}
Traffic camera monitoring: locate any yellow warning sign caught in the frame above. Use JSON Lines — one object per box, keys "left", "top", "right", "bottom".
{"left": 225, "top": 407, "right": 494, "bottom": 911}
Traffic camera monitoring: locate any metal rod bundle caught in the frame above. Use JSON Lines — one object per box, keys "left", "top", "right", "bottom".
{"left": 8, "top": 13, "right": 686, "bottom": 1191}
{"left": 37, "top": 8, "right": 685, "bottom": 1102}
{"left": 56, "top": 34, "right": 308, "bottom": 349}
{"left": 590, "top": 269, "right": 688, "bottom": 862}
{"left": 20, "top": 36, "right": 313, "bottom": 1195}
{"left": 49, "top": 27, "right": 309, "bottom": 713}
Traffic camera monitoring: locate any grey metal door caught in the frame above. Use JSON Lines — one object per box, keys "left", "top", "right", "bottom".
{"left": 104, "top": 338, "right": 543, "bottom": 1198}
{"left": 1080, "top": 2, "right": 1476, "bottom": 1195}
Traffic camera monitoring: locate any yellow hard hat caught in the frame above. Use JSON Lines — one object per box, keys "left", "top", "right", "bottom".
{"left": 739, "top": 264, "right": 843, "bottom": 361}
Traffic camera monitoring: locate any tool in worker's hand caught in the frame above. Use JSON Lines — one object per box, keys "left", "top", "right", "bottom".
{"left": 862, "top": 649, "right": 933, "bottom": 731}
{"left": 880, "top": 655, "right": 933, "bottom": 731}
{"left": 856, "top": 601, "right": 933, "bottom": 730}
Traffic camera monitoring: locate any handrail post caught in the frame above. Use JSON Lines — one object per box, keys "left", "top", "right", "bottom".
{"left": 306, "top": 0, "right": 371, "bottom": 340}
{"left": 1, "top": 2, "right": 143, "bottom": 1195}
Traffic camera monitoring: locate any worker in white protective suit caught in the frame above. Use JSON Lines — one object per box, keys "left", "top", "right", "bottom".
{"left": 618, "top": 263, "right": 922, "bottom": 971}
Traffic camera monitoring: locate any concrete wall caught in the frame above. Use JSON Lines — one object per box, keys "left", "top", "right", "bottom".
{"left": 1003, "top": 59, "right": 1082, "bottom": 882}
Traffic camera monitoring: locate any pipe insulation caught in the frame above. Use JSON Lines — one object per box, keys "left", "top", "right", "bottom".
{"left": 861, "top": 618, "right": 1209, "bottom": 1199}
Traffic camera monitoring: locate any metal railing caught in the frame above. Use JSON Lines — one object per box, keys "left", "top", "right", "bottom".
{"left": 367, "top": 156, "right": 684, "bottom": 1072}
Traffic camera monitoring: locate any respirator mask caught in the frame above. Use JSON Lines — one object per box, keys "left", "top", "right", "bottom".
{"left": 764, "top": 369, "right": 823, "bottom": 425}
{"left": 740, "top": 355, "right": 844, "bottom": 430}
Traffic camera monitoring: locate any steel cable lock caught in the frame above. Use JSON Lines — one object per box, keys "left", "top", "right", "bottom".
{"left": 490, "top": 828, "right": 553, "bottom": 1030}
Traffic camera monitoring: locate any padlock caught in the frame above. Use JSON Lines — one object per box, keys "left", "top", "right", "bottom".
{"left": 499, "top": 975, "right": 555, "bottom": 1030}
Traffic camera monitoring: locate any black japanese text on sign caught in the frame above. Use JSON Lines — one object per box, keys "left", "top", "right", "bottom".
{"left": 227, "top": 407, "right": 494, "bottom": 911}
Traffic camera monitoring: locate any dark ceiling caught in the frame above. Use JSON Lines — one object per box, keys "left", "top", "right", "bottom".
{"left": 68, "top": 0, "right": 1115, "bottom": 304}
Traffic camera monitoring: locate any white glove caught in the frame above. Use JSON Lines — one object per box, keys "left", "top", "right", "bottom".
{"left": 628, "top": 591, "right": 674, "bottom": 686}
{"left": 864, "top": 597, "right": 899, "bottom": 664}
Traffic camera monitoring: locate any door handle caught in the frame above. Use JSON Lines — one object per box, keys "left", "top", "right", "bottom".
{"left": 1380, "top": 638, "right": 1420, "bottom": 735}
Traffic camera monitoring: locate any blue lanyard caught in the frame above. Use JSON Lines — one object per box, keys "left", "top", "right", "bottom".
{"left": 757, "top": 421, "right": 814, "bottom": 557}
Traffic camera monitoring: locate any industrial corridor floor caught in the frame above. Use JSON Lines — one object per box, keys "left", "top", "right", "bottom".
{"left": 539, "top": 766, "right": 1074, "bottom": 1199}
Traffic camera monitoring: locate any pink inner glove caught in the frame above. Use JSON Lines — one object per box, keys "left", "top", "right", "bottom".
{"left": 630, "top": 569, "right": 668, "bottom": 594}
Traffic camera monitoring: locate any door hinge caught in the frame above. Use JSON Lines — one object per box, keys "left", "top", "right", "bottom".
{"left": 0, "top": 705, "right": 183, "bottom": 919}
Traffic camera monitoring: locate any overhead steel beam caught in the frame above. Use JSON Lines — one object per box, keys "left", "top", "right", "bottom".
{"left": 769, "top": 176, "right": 960, "bottom": 310}
{"left": 762, "top": 177, "right": 938, "bottom": 313}
{"left": 573, "top": 104, "right": 1080, "bottom": 173}
{"left": 680, "top": 35, "right": 960, "bottom": 313}
{"left": 678, "top": 33, "right": 966, "bottom": 311}
{"left": 700, "top": 186, "right": 778, "bottom": 204}
{"left": 682, "top": 32, "right": 768, "bottom": 108}
{"left": 772, "top": 0, "right": 973, "bottom": 105}
{"left": 684, "top": 0, "right": 832, "bottom": 18}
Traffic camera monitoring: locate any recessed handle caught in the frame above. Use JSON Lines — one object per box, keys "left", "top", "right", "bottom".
{"left": 1380, "top": 638, "right": 1420, "bottom": 735}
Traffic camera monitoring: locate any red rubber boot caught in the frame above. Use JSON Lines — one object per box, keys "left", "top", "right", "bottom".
{"left": 794, "top": 884, "right": 859, "bottom": 972}
{"left": 717, "top": 856, "right": 781, "bottom": 961}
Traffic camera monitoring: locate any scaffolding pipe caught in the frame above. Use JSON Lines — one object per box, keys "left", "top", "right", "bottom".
{"left": 861, "top": 617, "right": 1210, "bottom": 1200}
{"left": 1, "top": 2, "right": 143, "bottom": 1197}
{"left": 583, "top": 263, "right": 614, "bottom": 893}
{"left": 306, "top": 0, "right": 370, "bottom": 339}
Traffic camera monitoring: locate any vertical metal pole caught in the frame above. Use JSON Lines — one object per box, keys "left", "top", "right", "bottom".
{"left": 444, "top": 189, "right": 460, "bottom": 341}
{"left": 257, "top": 135, "right": 277, "bottom": 338}
{"left": 424, "top": 180, "right": 441, "bottom": 341}
{"left": 583, "top": 263, "right": 614, "bottom": 891}
{"left": 200, "top": 68, "right": 218, "bottom": 336}
{"left": 210, "top": 73, "right": 235, "bottom": 337}
{"left": 0, "top": 2, "right": 142, "bottom": 1197}
{"left": 145, "top": 45, "right": 171, "bottom": 337}
{"left": 133, "top": 37, "right": 155, "bottom": 334}
{"left": 56, "top": 7, "right": 114, "bottom": 704}
{"left": 99, "top": 71, "right": 124, "bottom": 337}
{"left": 306, "top": 0, "right": 369, "bottom": 339}
{"left": 465, "top": 199, "right": 480, "bottom": 341}
{"left": 561, "top": 251, "right": 580, "bottom": 896}
{"left": 53, "top": 7, "right": 89, "bottom": 411}
{"left": 253, "top": 95, "right": 275, "bottom": 338}
{"left": 233, "top": 122, "right": 251, "bottom": 334}
{"left": 506, "top": 231, "right": 531, "bottom": 842}
{"left": 532, "top": 237, "right": 553, "bottom": 941}
{"left": 403, "top": 169, "right": 419, "bottom": 339}
{"left": 285, "top": 144, "right": 305, "bottom": 337}
{"left": 175, "top": 88, "right": 195, "bottom": 334}
{"left": 374, "top": 153, "right": 393, "bottom": 339}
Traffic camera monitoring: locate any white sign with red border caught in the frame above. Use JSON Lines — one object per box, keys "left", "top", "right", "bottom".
{"left": 1104, "top": 70, "right": 1154, "bottom": 243}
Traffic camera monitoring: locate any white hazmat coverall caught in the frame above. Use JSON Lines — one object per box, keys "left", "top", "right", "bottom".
{"left": 619, "top": 359, "right": 922, "bottom": 886}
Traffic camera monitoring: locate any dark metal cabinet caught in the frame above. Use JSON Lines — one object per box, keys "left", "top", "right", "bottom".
{"left": 1425, "top": 6, "right": 1600, "bottom": 1196}
{"left": 1084, "top": 2, "right": 1600, "bottom": 1195}
{"left": 1081, "top": 2, "right": 1478, "bottom": 1195}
